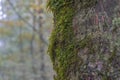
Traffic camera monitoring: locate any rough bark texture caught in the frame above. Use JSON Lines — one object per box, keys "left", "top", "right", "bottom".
{"left": 48, "top": 0, "right": 120, "bottom": 80}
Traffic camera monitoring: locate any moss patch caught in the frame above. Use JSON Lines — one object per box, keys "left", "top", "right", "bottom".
{"left": 48, "top": 1, "right": 77, "bottom": 80}
{"left": 47, "top": 0, "right": 97, "bottom": 80}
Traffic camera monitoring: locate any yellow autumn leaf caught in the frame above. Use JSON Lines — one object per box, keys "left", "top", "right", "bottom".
{"left": 18, "top": 32, "right": 33, "bottom": 40}
{"left": 0, "top": 20, "right": 24, "bottom": 27}
{"left": 29, "top": 3, "right": 43, "bottom": 11}
{"left": 0, "top": 27, "right": 12, "bottom": 35}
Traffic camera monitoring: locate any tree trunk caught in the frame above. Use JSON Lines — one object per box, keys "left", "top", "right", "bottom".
{"left": 48, "top": 0, "right": 120, "bottom": 80}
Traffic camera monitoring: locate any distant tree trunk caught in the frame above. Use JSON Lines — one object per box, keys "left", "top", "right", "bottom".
{"left": 48, "top": 0, "right": 120, "bottom": 80}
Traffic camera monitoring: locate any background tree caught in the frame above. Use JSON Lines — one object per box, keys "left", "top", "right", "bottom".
{"left": 0, "top": 0, "right": 54, "bottom": 80}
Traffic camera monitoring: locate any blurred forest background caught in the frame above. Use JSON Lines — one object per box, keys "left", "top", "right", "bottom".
{"left": 0, "top": 0, "right": 54, "bottom": 80}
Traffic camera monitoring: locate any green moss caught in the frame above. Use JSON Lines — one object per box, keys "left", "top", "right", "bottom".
{"left": 47, "top": 0, "right": 97, "bottom": 80}
{"left": 76, "top": 35, "right": 96, "bottom": 54}
{"left": 47, "top": 1, "right": 76, "bottom": 79}
{"left": 78, "top": 35, "right": 92, "bottom": 48}
{"left": 108, "top": 46, "right": 117, "bottom": 63}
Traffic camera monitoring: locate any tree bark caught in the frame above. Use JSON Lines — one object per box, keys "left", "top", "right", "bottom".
{"left": 48, "top": 0, "right": 120, "bottom": 80}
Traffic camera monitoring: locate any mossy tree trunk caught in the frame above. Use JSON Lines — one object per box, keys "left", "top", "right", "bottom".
{"left": 47, "top": 0, "right": 120, "bottom": 80}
